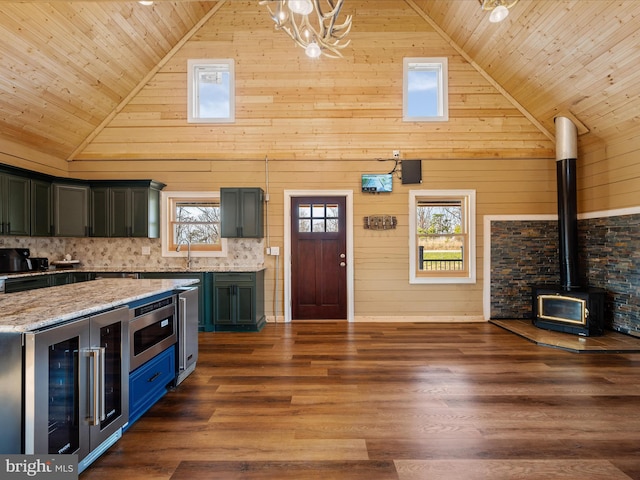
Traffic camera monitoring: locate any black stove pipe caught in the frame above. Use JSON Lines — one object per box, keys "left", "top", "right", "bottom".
{"left": 555, "top": 116, "right": 580, "bottom": 291}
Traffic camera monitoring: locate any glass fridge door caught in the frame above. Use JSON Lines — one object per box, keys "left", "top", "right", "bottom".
{"left": 48, "top": 336, "right": 80, "bottom": 454}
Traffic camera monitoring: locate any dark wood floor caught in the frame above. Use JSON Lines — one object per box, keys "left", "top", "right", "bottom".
{"left": 81, "top": 322, "right": 640, "bottom": 480}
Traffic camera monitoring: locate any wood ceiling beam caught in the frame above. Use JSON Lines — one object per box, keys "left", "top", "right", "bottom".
{"left": 404, "top": 0, "right": 554, "bottom": 143}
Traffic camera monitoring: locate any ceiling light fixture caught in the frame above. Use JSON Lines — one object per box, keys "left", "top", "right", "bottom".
{"left": 260, "top": 0, "right": 352, "bottom": 59}
{"left": 138, "top": 1, "right": 154, "bottom": 5}
{"left": 478, "top": 0, "right": 518, "bottom": 23}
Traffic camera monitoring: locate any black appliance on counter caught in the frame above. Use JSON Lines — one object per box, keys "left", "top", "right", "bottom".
{"left": 0, "top": 248, "right": 48, "bottom": 273}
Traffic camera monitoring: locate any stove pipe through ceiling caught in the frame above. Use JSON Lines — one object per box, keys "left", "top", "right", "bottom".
{"left": 555, "top": 116, "right": 580, "bottom": 291}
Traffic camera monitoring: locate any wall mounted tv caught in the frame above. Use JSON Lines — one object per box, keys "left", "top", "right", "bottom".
{"left": 362, "top": 173, "right": 393, "bottom": 193}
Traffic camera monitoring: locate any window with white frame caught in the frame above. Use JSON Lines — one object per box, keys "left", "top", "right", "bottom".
{"left": 403, "top": 57, "right": 448, "bottom": 122}
{"left": 161, "top": 192, "right": 227, "bottom": 257}
{"left": 187, "top": 59, "right": 235, "bottom": 123}
{"left": 409, "top": 190, "right": 475, "bottom": 284}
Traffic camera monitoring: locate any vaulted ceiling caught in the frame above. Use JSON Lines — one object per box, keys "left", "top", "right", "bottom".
{"left": 1, "top": 0, "right": 639, "bottom": 164}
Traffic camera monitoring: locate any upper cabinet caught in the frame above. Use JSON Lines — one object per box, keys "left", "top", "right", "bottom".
{"left": 0, "top": 163, "right": 165, "bottom": 239}
{"left": 53, "top": 182, "right": 90, "bottom": 237}
{"left": 0, "top": 173, "right": 30, "bottom": 236}
{"left": 220, "top": 187, "right": 264, "bottom": 238}
{"left": 30, "top": 179, "right": 53, "bottom": 236}
{"left": 90, "top": 181, "right": 165, "bottom": 238}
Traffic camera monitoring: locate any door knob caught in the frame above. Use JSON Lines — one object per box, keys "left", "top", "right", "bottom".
{"left": 340, "top": 262, "right": 346, "bottom": 267}
{"left": 340, "top": 253, "right": 346, "bottom": 258}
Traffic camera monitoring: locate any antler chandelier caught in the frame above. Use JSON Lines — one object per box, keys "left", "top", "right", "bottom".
{"left": 478, "top": 0, "right": 518, "bottom": 23}
{"left": 259, "top": 0, "right": 352, "bottom": 58}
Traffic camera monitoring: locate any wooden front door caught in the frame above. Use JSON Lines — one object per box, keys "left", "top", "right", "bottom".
{"left": 291, "top": 196, "right": 347, "bottom": 320}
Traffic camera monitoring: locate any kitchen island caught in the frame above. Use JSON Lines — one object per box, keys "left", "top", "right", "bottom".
{"left": 0, "top": 277, "right": 197, "bottom": 332}
{"left": 0, "top": 277, "right": 198, "bottom": 472}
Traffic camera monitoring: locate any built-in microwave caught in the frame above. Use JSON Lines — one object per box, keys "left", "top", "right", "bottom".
{"left": 129, "top": 294, "right": 177, "bottom": 371}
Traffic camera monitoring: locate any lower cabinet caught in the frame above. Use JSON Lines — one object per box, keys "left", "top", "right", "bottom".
{"left": 213, "top": 270, "right": 265, "bottom": 332}
{"left": 127, "top": 345, "right": 176, "bottom": 428}
{"left": 4, "top": 271, "right": 96, "bottom": 292}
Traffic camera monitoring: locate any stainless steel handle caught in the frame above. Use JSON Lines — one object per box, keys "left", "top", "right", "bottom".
{"left": 99, "top": 346, "right": 105, "bottom": 422}
{"left": 88, "top": 347, "right": 105, "bottom": 426}
{"left": 180, "top": 297, "right": 187, "bottom": 371}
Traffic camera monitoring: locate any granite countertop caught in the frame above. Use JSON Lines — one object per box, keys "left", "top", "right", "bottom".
{"left": 0, "top": 278, "right": 197, "bottom": 333}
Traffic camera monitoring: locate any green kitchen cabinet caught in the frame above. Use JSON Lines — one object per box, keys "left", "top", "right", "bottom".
{"left": 90, "top": 181, "right": 165, "bottom": 238}
{"left": 213, "top": 270, "right": 265, "bottom": 331}
{"left": 0, "top": 173, "right": 30, "bottom": 236}
{"left": 138, "top": 271, "right": 212, "bottom": 331}
{"left": 220, "top": 188, "right": 264, "bottom": 238}
{"left": 53, "top": 182, "right": 90, "bottom": 237}
{"left": 30, "top": 179, "right": 53, "bottom": 236}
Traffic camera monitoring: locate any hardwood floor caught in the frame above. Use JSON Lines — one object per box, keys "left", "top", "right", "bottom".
{"left": 80, "top": 322, "right": 640, "bottom": 480}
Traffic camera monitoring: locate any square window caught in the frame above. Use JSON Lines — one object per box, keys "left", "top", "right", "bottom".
{"left": 403, "top": 57, "right": 448, "bottom": 122}
{"left": 161, "top": 192, "right": 228, "bottom": 258}
{"left": 409, "top": 190, "right": 475, "bottom": 284}
{"left": 187, "top": 59, "right": 235, "bottom": 123}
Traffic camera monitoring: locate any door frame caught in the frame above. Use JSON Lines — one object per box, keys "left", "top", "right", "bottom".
{"left": 284, "top": 190, "right": 354, "bottom": 322}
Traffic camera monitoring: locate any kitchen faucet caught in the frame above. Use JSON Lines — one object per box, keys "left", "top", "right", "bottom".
{"left": 176, "top": 239, "right": 192, "bottom": 270}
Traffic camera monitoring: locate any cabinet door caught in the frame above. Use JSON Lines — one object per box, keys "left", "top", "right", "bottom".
{"left": 49, "top": 273, "right": 71, "bottom": 286}
{"left": 239, "top": 188, "right": 263, "bottom": 238}
{"left": 213, "top": 283, "right": 235, "bottom": 325}
{"left": 109, "top": 187, "right": 130, "bottom": 237}
{"left": 90, "top": 187, "right": 110, "bottom": 237}
{"left": 130, "top": 187, "right": 152, "bottom": 237}
{"left": 1, "top": 174, "right": 31, "bottom": 236}
{"left": 53, "top": 184, "right": 89, "bottom": 237}
{"left": 220, "top": 188, "right": 263, "bottom": 238}
{"left": 31, "top": 179, "right": 53, "bottom": 236}
{"left": 236, "top": 284, "right": 255, "bottom": 324}
{"left": 220, "top": 188, "right": 241, "bottom": 238}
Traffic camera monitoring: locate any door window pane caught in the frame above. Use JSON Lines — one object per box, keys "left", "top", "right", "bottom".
{"left": 299, "top": 204, "right": 311, "bottom": 218}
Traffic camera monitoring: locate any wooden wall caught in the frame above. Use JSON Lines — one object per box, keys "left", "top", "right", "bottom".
{"left": 61, "top": 0, "right": 561, "bottom": 320}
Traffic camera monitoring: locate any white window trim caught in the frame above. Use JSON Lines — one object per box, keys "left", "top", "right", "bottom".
{"left": 409, "top": 189, "right": 476, "bottom": 284}
{"left": 161, "top": 191, "right": 228, "bottom": 258}
{"left": 187, "top": 59, "right": 235, "bottom": 123}
{"left": 403, "top": 57, "right": 449, "bottom": 122}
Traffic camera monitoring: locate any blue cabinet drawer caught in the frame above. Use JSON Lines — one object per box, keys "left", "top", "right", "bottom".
{"left": 128, "top": 345, "right": 175, "bottom": 427}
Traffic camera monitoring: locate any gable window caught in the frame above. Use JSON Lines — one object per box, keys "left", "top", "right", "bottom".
{"left": 187, "top": 59, "right": 235, "bottom": 123}
{"left": 403, "top": 57, "right": 448, "bottom": 122}
{"left": 161, "top": 192, "right": 227, "bottom": 258}
{"left": 409, "top": 190, "right": 475, "bottom": 284}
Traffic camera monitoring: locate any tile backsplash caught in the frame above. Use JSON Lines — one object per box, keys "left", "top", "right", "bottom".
{"left": 0, "top": 236, "right": 264, "bottom": 271}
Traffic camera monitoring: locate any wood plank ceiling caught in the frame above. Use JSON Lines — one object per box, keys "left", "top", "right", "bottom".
{"left": 1, "top": 0, "right": 639, "bottom": 162}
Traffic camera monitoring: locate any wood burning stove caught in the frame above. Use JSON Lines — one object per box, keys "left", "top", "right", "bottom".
{"left": 533, "top": 285, "right": 605, "bottom": 336}
{"left": 532, "top": 116, "right": 606, "bottom": 337}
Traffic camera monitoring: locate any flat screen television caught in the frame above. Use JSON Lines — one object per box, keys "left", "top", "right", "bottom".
{"left": 362, "top": 173, "right": 393, "bottom": 193}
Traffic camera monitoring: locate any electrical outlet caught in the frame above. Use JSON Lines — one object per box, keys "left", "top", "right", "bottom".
{"left": 393, "top": 150, "right": 400, "bottom": 159}
{"left": 268, "top": 246, "right": 280, "bottom": 256}
{"left": 141, "top": 246, "right": 151, "bottom": 255}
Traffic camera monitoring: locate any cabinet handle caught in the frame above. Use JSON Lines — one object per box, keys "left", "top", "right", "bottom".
{"left": 88, "top": 347, "right": 106, "bottom": 426}
{"left": 6, "top": 222, "right": 10, "bottom": 233}
{"left": 180, "top": 297, "right": 187, "bottom": 371}
{"left": 147, "top": 371, "right": 161, "bottom": 383}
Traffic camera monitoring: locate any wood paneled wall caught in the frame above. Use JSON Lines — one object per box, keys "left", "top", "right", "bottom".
{"left": 64, "top": 0, "right": 563, "bottom": 320}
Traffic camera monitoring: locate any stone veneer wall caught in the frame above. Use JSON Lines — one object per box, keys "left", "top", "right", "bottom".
{"left": 490, "top": 215, "right": 640, "bottom": 337}
{"left": 0, "top": 236, "right": 264, "bottom": 271}
{"left": 580, "top": 213, "right": 640, "bottom": 337}
{"left": 490, "top": 221, "right": 559, "bottom": 319}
